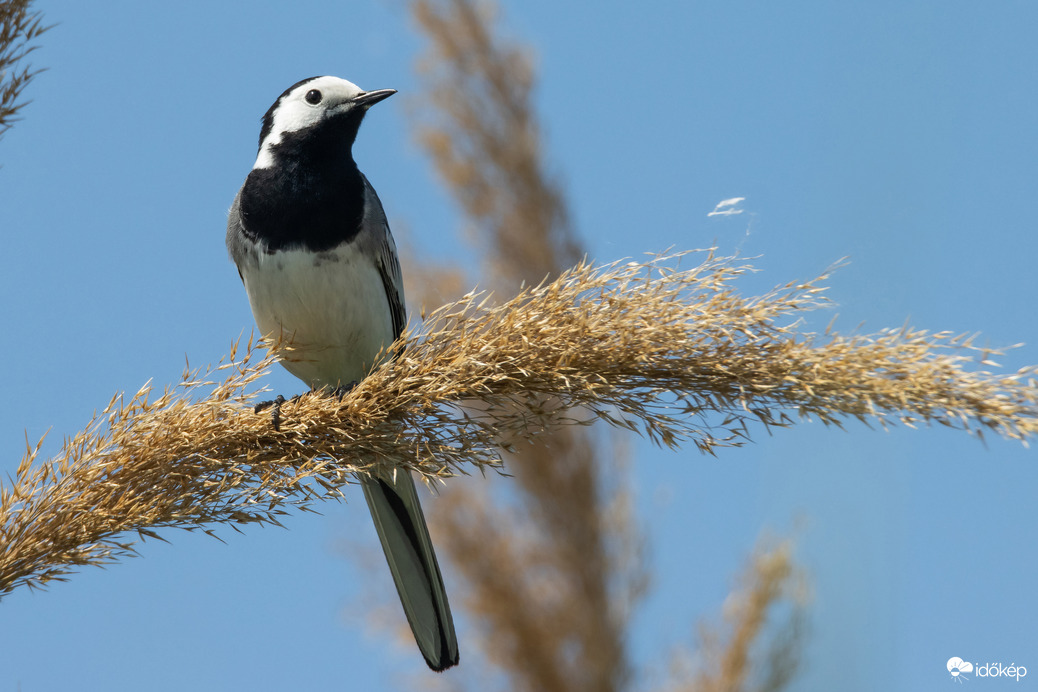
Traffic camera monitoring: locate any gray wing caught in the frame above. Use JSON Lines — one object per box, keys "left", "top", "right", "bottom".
{"left": 360, "top": 174, "right": 407, "bottom": 341}
{"left": 225, "top": 186, "right": 253, "bottom": 281}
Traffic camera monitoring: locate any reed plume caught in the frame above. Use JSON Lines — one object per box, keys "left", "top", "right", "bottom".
{"left": 408, "top": 0, "right": 638, "bottom": 688}
{"left": 0, "top": 0, "right": 48, "bottom": 141}
{"left": 3, "top": 251, "right": 1035, "bottom": 597}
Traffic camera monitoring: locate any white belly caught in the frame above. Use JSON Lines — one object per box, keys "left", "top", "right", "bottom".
{"left": 240, "top": 244, "right": 396, "bottom": 389}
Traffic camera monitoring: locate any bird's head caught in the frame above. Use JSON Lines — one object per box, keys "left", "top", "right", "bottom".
{"left": 253, "top": 76, "right": 396, "bottom": 170}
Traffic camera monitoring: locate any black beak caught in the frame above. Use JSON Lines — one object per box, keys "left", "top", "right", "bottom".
{"left": 353, "top": 89, "right": 397, "bottom": 108}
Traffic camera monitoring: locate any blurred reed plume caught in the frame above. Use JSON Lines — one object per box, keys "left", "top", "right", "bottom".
{"left": 4, "top": 251, "right": 1035, "bottom": 595}
{"left": 0, "top": 0, "right": 48, "bottom": 141}
{"left": 412, "top": 0, "right": 579, "bottom": 287}
{"left": 664, "top": 541, "right": 807, "bottom": 692}
{"left": 410, "top": 0, "right": 639, "bottom": 689}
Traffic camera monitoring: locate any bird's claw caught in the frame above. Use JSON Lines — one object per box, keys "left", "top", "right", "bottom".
{"left": 254, "top": 394, "right": 297, "bottom": 432}
{"left": 253, "top": 385, "right": 354, "bottom": 431}
{"left": 328, "top": 381, "right": 359, "bottom": 400}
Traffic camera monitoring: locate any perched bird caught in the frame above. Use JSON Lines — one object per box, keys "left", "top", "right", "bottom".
{"left": 226, "top": 76, "right": 459, "bottom": 671}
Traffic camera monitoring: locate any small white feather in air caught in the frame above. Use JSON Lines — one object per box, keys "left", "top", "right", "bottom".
{"left": 708, "top": 197, "right": 746, "bottom": 217}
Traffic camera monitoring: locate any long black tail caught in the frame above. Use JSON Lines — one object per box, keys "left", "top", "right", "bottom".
{"left": 360, "top": 472, "right": 459, "bottom": 671}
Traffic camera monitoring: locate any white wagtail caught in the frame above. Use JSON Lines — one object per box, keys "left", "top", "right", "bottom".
{"left": 226, "top": 76, "right": 459, "bottom": 671}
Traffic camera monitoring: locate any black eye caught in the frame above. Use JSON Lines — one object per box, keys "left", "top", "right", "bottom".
{"left": 305, "top": 89, "right": 322, "bottom": 105}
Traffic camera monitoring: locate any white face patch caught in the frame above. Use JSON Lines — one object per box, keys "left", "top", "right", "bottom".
{"left": 254, "top": 76, "right": 366, "bottom": 169}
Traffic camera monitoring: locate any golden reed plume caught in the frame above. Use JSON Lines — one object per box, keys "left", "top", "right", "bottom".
{"left": 3, "top": 251, "right": 1035, "bottom": 597}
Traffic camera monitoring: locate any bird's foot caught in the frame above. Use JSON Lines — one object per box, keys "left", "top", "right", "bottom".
{"left": 327, "top": 382, "right": 360, "bottom": 400}
{"left": 254, "top": 393, "right": 301, "bottom": 432}
{"left": 253, "top": 384, "right": 356, "bottom": 431}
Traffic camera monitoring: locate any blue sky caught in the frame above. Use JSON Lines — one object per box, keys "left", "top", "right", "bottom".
{"left": 3, "top": 1, "right": 1037, "bottom": 690}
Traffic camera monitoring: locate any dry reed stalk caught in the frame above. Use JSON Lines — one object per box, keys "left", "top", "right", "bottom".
{"left": 0, "top": 0, "right": 48, "bottom": 141}
{"left": 2, "top": 251, "right": 1035, "bottom": 596}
